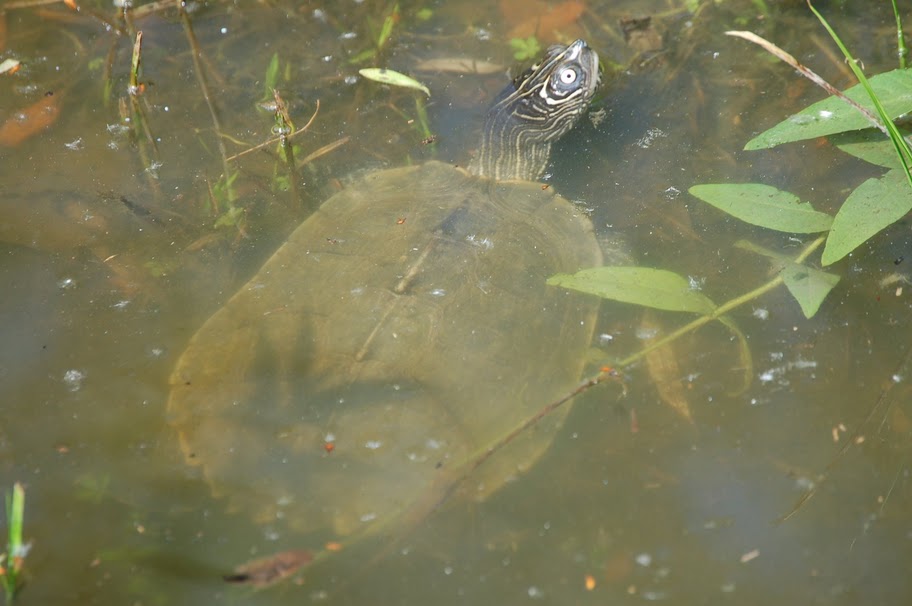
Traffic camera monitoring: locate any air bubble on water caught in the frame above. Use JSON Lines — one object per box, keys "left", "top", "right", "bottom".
{"left": 444, "top": 565, "right": 453, "bottom": 575}
{"left": 687, "top": 275, "right": 705, "bottom": 291}
{"left": 635, "top": 553, "right": 652, "bottom": 567}
{"left": 112, "top": 300, "right": 130, "bottom": 309}
{"left": 753, "top": 308, "right": 769, "bottom": 320}
{"left": 58, "top": 278, "right": 76, "bottom": 290}
{"left": 63, "top": 369, "right": 86, "bottom": 391}
{"left": 893, "top": 374, "right": 903, "bottom": 383}
{"left": 599, "top": 333, "right": 614, "bottom": 345}
{"left": 365, "top": 440, "right": 382, "bottom": 449}
{"left": 430, "top": 288, "right": 446, "bottom": 297}
{"left": 527, "top": 586, "right": 544, "bottom": 599}
{"left": 344, "top": 75, "right": 358, "bottom": 85}
{"left": 663, "top": 186, "right": 681, "bottom": 199}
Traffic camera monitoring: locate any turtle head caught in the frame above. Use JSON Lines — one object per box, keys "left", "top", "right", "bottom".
{"left": 469, "top": 39, "right": 600, "bottom": 182}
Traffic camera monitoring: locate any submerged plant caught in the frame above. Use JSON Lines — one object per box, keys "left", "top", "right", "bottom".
{"left": 542, "top": 1, "right": 912, "bottom": 518}
{"left": 1, "top": 483, "right": 27, "bottom": 604}
{"left": 554, "top": 1, "right": 912, "bottom": 341}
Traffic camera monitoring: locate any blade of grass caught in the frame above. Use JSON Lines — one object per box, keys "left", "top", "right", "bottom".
{"left": 807, "top": 1, "right": 912, "bottom": 185}
{"left": 890, "top": 0, "right": 907, "bottom": 69}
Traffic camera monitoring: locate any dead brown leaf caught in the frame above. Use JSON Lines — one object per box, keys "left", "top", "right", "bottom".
{"left": 502, "top": 0, "right": 586, "bottom": 42}
{"left": 0, "top": 91, "right": 62, "bottom": 147}
{"left": 641, "top": 312, "right": 694, "bottom": 424}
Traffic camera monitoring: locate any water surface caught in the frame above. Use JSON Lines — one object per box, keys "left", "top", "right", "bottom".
{"left": 1, "top": 1, "right": 911, "bottom": 604}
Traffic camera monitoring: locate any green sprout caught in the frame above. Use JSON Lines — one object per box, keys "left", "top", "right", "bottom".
{"left": 1, "top": 483, "right": 27, "bottom": 604}
{"left": 510, "top": 36, "right": 541, "bottom": 61}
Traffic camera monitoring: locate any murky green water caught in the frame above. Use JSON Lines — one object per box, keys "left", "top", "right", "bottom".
{"left": 2, "top": 1, "right": 911, "bottom": 604}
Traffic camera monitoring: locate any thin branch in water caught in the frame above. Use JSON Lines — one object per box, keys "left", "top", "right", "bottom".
{"left": 296, "top": 136, "right": 350, "bottom": 167}
{"left": 225, "top": 101, "right": 323, "bottom": 163}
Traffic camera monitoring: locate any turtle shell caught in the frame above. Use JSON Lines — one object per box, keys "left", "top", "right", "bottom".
{"left": 167, "top": 160, "right": 601, "bottom": 542}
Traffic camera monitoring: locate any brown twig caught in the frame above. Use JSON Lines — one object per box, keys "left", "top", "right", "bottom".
{"left": 225, "top": 101, "right": 323, "bottom": 163}
{"left": 297, "top": 136, "right": 350, "bottom": 167}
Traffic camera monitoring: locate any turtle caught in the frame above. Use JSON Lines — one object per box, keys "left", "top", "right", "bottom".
{"left": 168, "top": 39, "right": 604, "bottom": 559}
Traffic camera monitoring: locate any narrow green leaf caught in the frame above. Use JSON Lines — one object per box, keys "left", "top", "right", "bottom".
{"left": 781, "top": 263, "right": 840, "bottom": 318}
{"left": 359, "top": 68, "right": 431, "bottom": 97}
{"left": 821, "top": 169, "right": 912, "bottom": 265}
{"left": 377, "top": 3, "right": 399, "bottom": 50}
{"left": 745, "top": 69, "right": 912, "bottom": 150}
{"left": 263, "top": 52, "right": 280, "bottom": 98}
{"left": 547, "top": 266, "right": 717, "bottom": 314}
{"left": 690, "top": 183, "right": 833, "bottom": 233}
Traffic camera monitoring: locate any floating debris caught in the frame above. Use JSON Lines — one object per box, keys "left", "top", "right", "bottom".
{"left": 359, "top": 68, "right": 430, "bottom": 97}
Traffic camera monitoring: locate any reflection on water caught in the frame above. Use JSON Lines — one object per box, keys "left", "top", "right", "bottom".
{"left": 1, "top": 1, "right": 911, "bottom": 604}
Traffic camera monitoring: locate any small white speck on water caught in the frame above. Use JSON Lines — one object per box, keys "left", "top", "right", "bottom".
{"left": 63, "top": 369, "right": 86, "bottom": 391}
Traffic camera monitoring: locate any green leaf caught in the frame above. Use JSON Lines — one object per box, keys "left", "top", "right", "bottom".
{"left": 359, "top": 68, "right": 431, "bottom": 97}
{"left": 689, "top": 183, "right": 833, "bottom": 233}
{"left": 781, "top": 263, "right": 840, "bottom": 318}
{"left": 831, "top": 128, "right": 909, "bottom": 169}
{"left": 263, "top": 52, "right": 280, "bottom": 98}
{"left": 509, "top": 36, "right": 541, "bottom": 61}
{"left": 377, "top": 3, "right": 399, "bottom": 49}
{"left": 745, "top": 69, "right": 912, "bottom": 150}
{"left": 547, "top": 266, "right": 717, "bottom": 314}
{"left": 821, "top": 169, "right": 912, "bottom": 265}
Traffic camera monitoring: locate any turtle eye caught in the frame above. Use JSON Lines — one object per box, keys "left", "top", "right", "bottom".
{"left": 559, "top": 67, "right": 578, "bottom": 85}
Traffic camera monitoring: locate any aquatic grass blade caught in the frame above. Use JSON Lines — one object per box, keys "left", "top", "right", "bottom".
{"left": 689, "top": 183, "right": 833, "bottom": 233}
{"left": 2, "top": 482, "right": 25, "bottom": 602}
{"left": 547, "top": 267, "right": 717, "bottom": 314}
{"left": 263, "top": 52, "right": 280, "bottom": 99}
